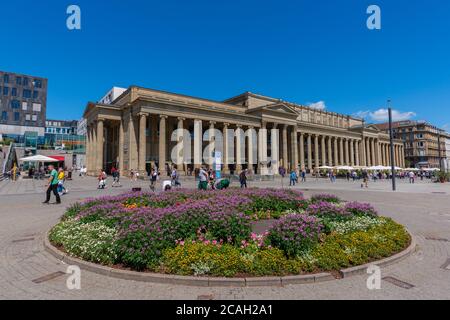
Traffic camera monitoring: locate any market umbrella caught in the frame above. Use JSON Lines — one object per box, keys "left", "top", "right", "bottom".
{"left": 20, "top": 155, "right": 59, "bottom": 162}
{"left": 335, "top": 166, "right": 355, "bottom": 171}
{"left": 318, "top": 166, "right": 333, "bottom": 169}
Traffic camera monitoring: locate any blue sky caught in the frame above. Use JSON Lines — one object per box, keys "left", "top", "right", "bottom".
{"left": 1, "top": 0, "right": 449, "bottom": 129}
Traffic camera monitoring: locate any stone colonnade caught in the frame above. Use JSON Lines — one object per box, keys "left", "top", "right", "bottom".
{"left": 85, "top": 115, "right": 406, "bottom": 175}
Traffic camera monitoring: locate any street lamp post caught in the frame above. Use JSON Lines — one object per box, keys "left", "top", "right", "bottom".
{"left": 438, "top": 132, "right": 443, "bottom": 172}
{"left": 388, "top": 101, "right": 396, "bottom": 191}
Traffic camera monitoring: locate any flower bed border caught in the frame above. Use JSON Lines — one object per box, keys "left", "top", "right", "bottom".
{"left": 44, "top": 230, "right": 417, "bottom": 287}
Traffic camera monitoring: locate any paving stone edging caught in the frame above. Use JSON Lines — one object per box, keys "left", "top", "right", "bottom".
{"left": 44, "top": 231, "right": 416, "bottom": 287}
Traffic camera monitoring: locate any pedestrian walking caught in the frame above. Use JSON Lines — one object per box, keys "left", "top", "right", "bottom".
{"left": 42, "top": 164, "right": 61, "bottom": 205}
{"left": 301, "top": 169, "right": 306, "bottom": 182}
{"left": 98, "top": 169, "right": 107, "bottom": 189}
{"left": 239, "top": 169, "right": 248, "bottom": 188}
{"left": 289, "top": 170, "right": 297, "bottom": 186}
{"left": 111, "top": 167, "right": 121, "bottom": 187}
{"left": 171, "top": 167, "right": 181, "bottom": 187}
{"left": 361, "top": 170, "right": 369, "bottom": 188}
{"left": 57, "top": 167, "right": 68, "bottom": 195}
{"left": 198, "top": 166, "right": 208, "bottom": 190}
{"left": 150, "top": 168, "right": 158, "bottom": 191}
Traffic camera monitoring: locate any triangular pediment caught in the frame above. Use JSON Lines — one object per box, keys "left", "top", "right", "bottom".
{"left": 262, "top": 103, "right": 299, "bottom": 115}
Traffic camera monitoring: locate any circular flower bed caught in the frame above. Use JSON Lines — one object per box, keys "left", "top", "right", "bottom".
{"left": 49, "top": 188, "right": 410, "bottom": 277}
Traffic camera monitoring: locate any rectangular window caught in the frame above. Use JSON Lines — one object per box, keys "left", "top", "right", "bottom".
{"left": 32, "top": 103, "right": 41, "bottom": 112}
{"left": 23, "top": 77, "right": 28, "bottom": 86}
{"left": 22, "top": 102, "right": 28, "bottom": 110}
{"left": 14, "top": 112, "right": 20, "bottom": 121}
{"left": 32, "top": 114, "right": 37, "bottom": 121}
{"left": 3, "top": 74, "right": 9, "bottom": 83}
{"left": 33, "top": 90, "right": 38, "bottom": 99}
{"left": 1, "top": 111, "right": 7, "bottom": 120}
{"left": 11, "top": 100, "right": 20, "bottom": 109}
{"left": 25, "top": 114, "right": 31, "bottom": 121}
{"left": 16, "top": 77, "right": 22, "bottom": 85}
{"left": 11, "top": 88, "right": 17, "bottom": 96}
{"left": 34, "top": 79, "right": 42, "bottom": 88}
{"left": 23, "top": 89, "right": 31, "bottom": 98}
{"left": 3, "top": 87, "right": 9, "bottom": 95}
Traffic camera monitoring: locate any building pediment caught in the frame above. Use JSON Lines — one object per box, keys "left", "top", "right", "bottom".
{"left": 247, "top": 102, "right": 299, "bottom": 116}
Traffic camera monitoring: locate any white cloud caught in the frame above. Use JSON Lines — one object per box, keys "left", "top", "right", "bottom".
{"left": 308, "top": 101, "right": 326, "bottom": 110}
{"left": 353, "top": 108, "right": 416, "bottom": 122}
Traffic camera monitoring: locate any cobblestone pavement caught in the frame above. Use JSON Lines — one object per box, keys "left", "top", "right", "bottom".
{"left": 0, "top": 175, "right": 449, "bottom": 299}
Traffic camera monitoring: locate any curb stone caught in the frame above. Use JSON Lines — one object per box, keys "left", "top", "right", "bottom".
{"left": 44, "top": 230, "right": 416, "bottom": 287}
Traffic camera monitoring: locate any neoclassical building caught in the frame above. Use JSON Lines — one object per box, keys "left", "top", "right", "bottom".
{"left": 83, "top": 86, "right": 405, "bottom": 175}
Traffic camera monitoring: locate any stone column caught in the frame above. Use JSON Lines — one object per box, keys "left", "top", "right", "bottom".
{"left": 339, "top": 137, "right": 344, "bottom": 165}
{"left": 209, "top": 121, "right": 216, "bottom": 167}
{"left": 176, "top": 117, "right": 185, "bottom": 173}
{"left": 235, "top": 125, "right": 243, "bottom": 172}
{"left": 400, "top": 145, "right": 405, "bottom": 168}
{"left": 96, "top": 119, "right": 104, "bottom": 171}
{"left": 271, "top": 124, "right": 279, "bottom": 175}
{"left": 344, "top": 138, "right": 349, "bottom": 165}
{"left": 86, "top": 125, "right": 91, "bottom": 172}
{"left": 371, "top": 138, "right": 376, "bottom": 166}
{"left": 361, "top": 138, "right": 366, "bottom": 166}
{"left": 194, "top": 119, "right": 202, "bottom": 169}
{"left": 321, "top": 135, "right": 326, "bottom": 166}
{"left": 355, "top": 140, "right": 360, "bottom": 166}
{"left": 223, "top": 123, "right": 230, "bottom": 174}
{"left": 327, "top": 136, "right": 332, "bottom": 167}
{"left": 258, "top": 122, "right": 268, "bottom": 174}
{"left": 158, "top": 115, "right": 167, "bottom": 170}
{"left": 299, "top": 132, "right": 305, "bottom": 170}
{"left": 282, "top": 125, "right": 288, "bottom": 169}
{"left": 138, "top": 114, "right": 147, "bottom": 175}
{"left": 334, "top": 137, "right": 338, "bottom": 167}
{"left": 350, "top": 139, "right": 355, "bottom": 166}
{"left": 307, "top": 134, "right": 312, "bottom": 171}
{"left": 119, "top": 119, "right": 124, "bottom": 171}
{"left": 91, "top": 124, "right": 97, "bottom": 174}
{"left": 314, "top": 135, "right": 319, "bottom": 169}
{"left": 292, "top": 126, "right": 298, "bottom": 170}
{"left": 247, "top": 126, "right": 255, "bottom": 172}
{"left": 366, "top": 138, "right": 371, "bottom": 166}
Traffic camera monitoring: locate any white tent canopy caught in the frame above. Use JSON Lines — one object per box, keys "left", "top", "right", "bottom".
{"left": 335, "top": 166, "right": 354, "bottom": 171}
{"left": 20, "top": 155, "right": 58, "bottom": 162}
{"left": 403, "top": 168, "right": 420, "bottom": 171}
{"left": 318, "top": 166, "right": 333, "bottom": 169}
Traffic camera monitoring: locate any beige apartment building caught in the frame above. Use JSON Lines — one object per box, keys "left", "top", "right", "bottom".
{"left": 83, "top": 86, "right": 405, "bottom": 175}
{"left": 375, "top": 120, "right": 449, "bottom": 169}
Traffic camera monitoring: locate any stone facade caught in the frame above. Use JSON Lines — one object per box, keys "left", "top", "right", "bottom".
{"left": 83, "top": 87, "right": 405, "bottom": 175}
{"left": 375, "top": 120, "right": 449, "bottom": 169}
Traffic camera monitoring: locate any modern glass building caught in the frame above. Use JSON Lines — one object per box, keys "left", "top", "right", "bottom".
{"left": 44, "top": 119, "right": 86, "bottom": 153}
{"left": 0, "top": 71, "right": 47, "bottom": 143}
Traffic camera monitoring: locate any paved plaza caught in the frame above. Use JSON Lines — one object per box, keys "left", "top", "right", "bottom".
{"left": 0, "top": 175, "right": 449, "bottom": 300}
